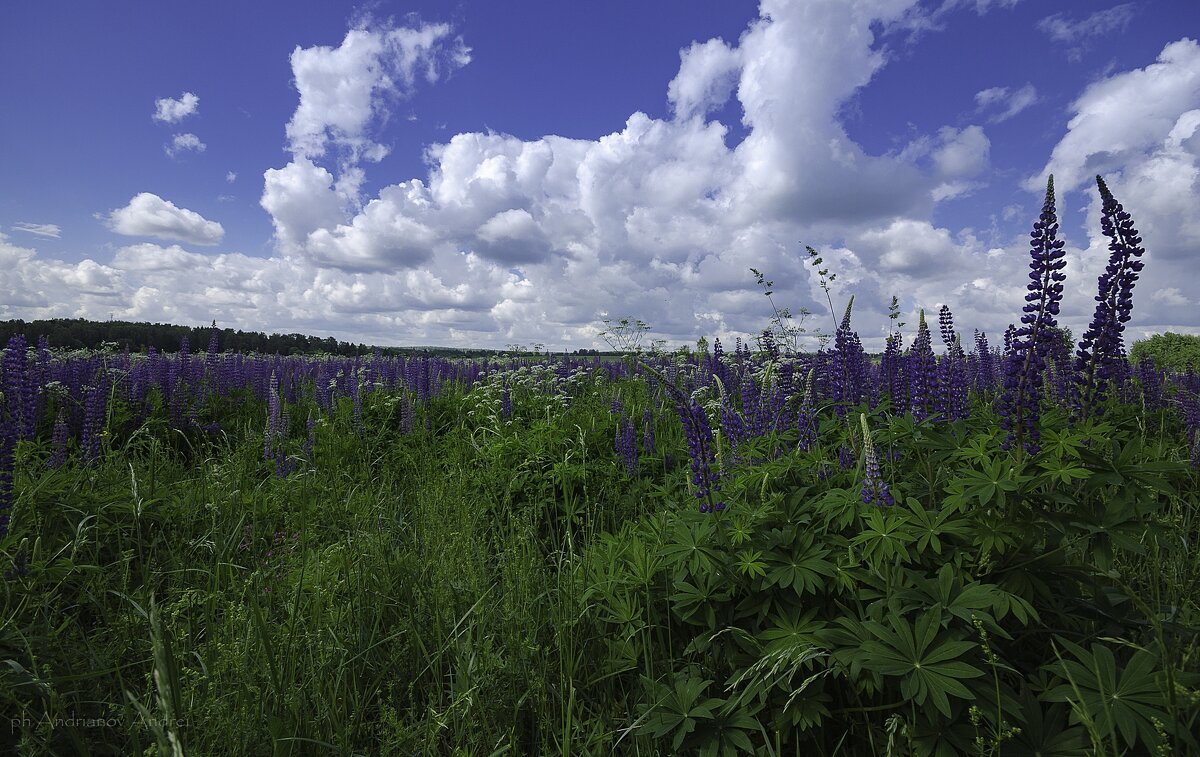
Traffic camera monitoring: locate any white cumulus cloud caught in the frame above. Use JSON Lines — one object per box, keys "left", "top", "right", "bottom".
{"left": 105, "top": 193, "right": 225, "bottom": 246}
{"left": 285, "top": 19, "right": 471, "bottom": 163}
{"left": 166, "top": 133, "right": 206, "bottom": 157}
{"left": 152, "top": 92, "right": 199, "bottom": 123}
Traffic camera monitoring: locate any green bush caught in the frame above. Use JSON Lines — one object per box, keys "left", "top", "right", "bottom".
{"left": 1130, "top": 331, "right": 1200, "bottom": 372}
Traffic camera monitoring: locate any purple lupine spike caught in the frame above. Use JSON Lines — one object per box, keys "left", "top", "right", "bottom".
{"left": 500, "top": 381, "right": 512, "bottom": 420}
{"left": 265, "top": 371, "right": 282, "bottom": 460}
{"left": 998, "top": 175, "right": 1067, "bottom": 454}
{"left": 907, "top": 310, "right": 938, "bottom": 421}
{"left": 0, "top": 419, "right": 13, "bottom": 537}
{"left": 615, "top": 413, "right": 638, "bottom": 476}
{"left": 3, "top": 336, "right": 32, "bottom": 442}
{"left": 859, "top": 413, "right": 895, "bottom": 507}
{"left": 303, "top": 416, "right": 316, "bottom": 464}
{"left": 1074, "top": 175, "right": 1148, "bottom": 418}
{"left": 677, "top": 399, "right": 722, "bottom": 511}
{"left": 48, "top": 410, "right": 69, "bottom": 469}
{"left": 80, "top": 375, "right": 109, "bottom": 465}
{"left": 973, "top": 330, "right": 994, "bottom": 394}
{"left": 881, "top": 332, "right": 907, "bottom": 416}
{"left": 831, "top": 296, "right": 868, "bottom": 414}
{"left": 350, "top": 372, "right": 363, "bottom": 434}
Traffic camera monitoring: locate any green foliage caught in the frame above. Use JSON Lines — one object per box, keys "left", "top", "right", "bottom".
{"left": 1, "top": 354, "right": 1197, "bottom": 755}
{"left": 1130, "top": 331, "right": 1200, "bottom": 372}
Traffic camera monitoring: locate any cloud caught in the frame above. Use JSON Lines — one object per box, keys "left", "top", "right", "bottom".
{"left": 1037, "top": 4, "right": 1136, "bottom": 43}
{"left": 165, "top": 133, "right": 206, "bottom": 157}
{"left": 7, "top": 1, "right": 1195, "bottom": 351}
{"left": 226, "top": 171, "right": 237, "bottom": 183}
{"left": 111, "top": 243, "right": 209, "bottom": 272}
{"left": 1037, "top": 4, "right": 1136, "bottom": 61}
{"left": 105, "top": 192, "right": 225, "bottom": 245}
{"left": 11, "top": 222, "right": 61, "bottom": 238}
{"left": 974, "top": 83, "right": 1038, "bottom": 122}
{"left": 1029, "top": 38, "right": 1200, "bottom": 193}
{"left": 284, "top": 19, "right": 471, "bottom": 163}
{"left": 152, "top": 92, "right": 199, "bottom": 123}
{"left": 668, "top": 38, "right": 742, "bottom": 119}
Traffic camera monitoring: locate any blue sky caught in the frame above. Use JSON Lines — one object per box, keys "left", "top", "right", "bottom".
{"left": 1, "top": 0, "right": 1198, "bottom": 349}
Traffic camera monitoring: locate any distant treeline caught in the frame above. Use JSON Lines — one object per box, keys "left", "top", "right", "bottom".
{"left": 0, "top": 318, "right": 496, "bottom": 357}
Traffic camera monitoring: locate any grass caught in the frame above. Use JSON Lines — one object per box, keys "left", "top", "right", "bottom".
{"left": 2, "top": 357, "right": 1198, "bottom": 756}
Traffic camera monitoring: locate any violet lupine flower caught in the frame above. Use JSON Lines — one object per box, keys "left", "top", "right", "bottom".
{"left": 676, "top": 399, "right": 722, "bottom": 512}
{"left": 859, "top": 413, "right": 894, "bottom": 507}
{"left": 973, "top": 330, "right": 995, "bottom": 394}
{"left": 0, "top": 419, "right": 13, "bottom": 537}
{"left": 303, "top": 416, "right": 316, "bottom": 463}
{"left": 615, "top": 413, "right": 638, "bottom": 476}
{"left": 831, "top": 296, "right": 869, "bottom": 414}
{"left": 907, "top": 310, "right": 938, "bottom": 422}
{"left": 48, "top": 411, "right": 69, "bottom": 469}
{"left": 998, "top": 175, "right": 1067, "bottom": 454}
{"left": 795, "top": 368, "right": 817, "bottom": 451}
{"left": 717, "top": 378, "right": 748, "bottom": 467}
{"left": 1135, "top": 358, "right": 1164, "bottom": 410}
{"left": 837, "top": 445, "right": 854, "bottom": 469}
{"left": 881, "top": 332, "right": 907, "bottom": 416}
{"left": 350, "top": 375, "right": 363, "bottom": 435}
{"left": 500, "top": 381, "right": 512, "bottom": 420}
{"left": 265, "top": 371, "right": 283, "bottom": 460}
{"left": 3, "top": 336, "right": 32, "bottom": 443}
{"left": 1074, "top": 175, "right": 1147, "bottom": 418}
{"left": 80, "top": 376, "right": 110, "bottom": 465}
{"left": 936, "top": 305, "right": 968, "bottom": 420}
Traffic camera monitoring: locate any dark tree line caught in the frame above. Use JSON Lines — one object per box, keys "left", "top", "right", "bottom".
{"left": 0, "top": 317, "right": 483, "bottom": 357}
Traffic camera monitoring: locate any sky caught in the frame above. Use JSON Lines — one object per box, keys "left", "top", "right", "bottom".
{"left": 1, "top": 0, "right": 1198, "bottom": 351}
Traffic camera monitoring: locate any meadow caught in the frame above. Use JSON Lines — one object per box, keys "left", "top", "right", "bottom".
{"left": 2, "top": 177, "right": 1199, "bottom": 756}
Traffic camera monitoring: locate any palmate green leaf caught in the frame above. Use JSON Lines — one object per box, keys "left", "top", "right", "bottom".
{"left": 1043, "top": 638, "right": 1170, "bottom": 752}
{"left": 757, "top": 607, "right": 827, "bottom": 655}
{"left": 764, "top": 532, "right": 836, "bottom": 596}
{"left": 671, "top": 570, "right": 728, "bottom": 627}
{"left": 904, "top": 497, "right": 970, "bottom": 555}
{"left": 851, "top": 509, "right": 915, "bottom": 569}
{"left": 660, "top": 517, "right": 723, "bottom": 577}
{"left": 859, "top": 610, "right": 984, "bottom": 718}
{"left": 638, "top": 674, "right": 724, "bottom": 751}
{"left": 899, "top": 563, "right": 1007, "bottom": 636}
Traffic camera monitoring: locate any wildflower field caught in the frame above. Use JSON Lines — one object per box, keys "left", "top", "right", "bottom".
{"left": 2, "top": 177, "right": 1199, "bottom": 755}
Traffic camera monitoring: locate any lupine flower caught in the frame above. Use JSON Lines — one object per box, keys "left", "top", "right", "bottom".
{"left": 500, "top": 381, "right": 512, "bottom": 420}
{"left": 795, "top": 368, "right": 817, "bottom": 451}
{"left": 936, "top": 306, "right": 968, "bottom": 419}
{"left": 615, "top": 413, "right": 638, "bottom": 476}
{"left": 1074, "top": 175, "right": 1147, "bottom": 418}
{"left": 48, "top": 411, "right": 69, "bottom": 469}
{"left": 881, "top": 332, "right": 907, "bottom": 416}
{"left": 907, "top": 310, "right": 938, "bottom": 421}
{"left": 831, "top": 296, "right": 869, "bottom": 414}
{"left": 677, "top": 399, "right": 722, "bottom": 511}
{"left": 859, "top": 413, "right": 894, "bottom": 507}
{"left": 303, "top": 416, "right": 316, "bottom": 463}
{"left": 973, "top": 330, "right": 994, "bottom": 394}
{"left": 0, "top": 419, "right": 13, "bottom": 537}
{"left": 998, "top": 175, "right": 1067, "bottom": 453}
{"left": 80, "top": 377, "right": 110, "bottom": 465}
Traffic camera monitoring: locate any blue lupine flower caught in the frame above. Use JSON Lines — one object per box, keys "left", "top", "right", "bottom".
{"left": 859, "top": 413, "right": 894, "bottom": 507}
{"left": 998, "top": 175, "right": 1067, "bottom": 453}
